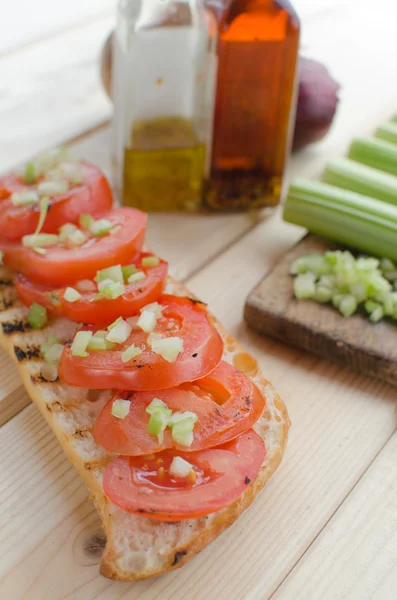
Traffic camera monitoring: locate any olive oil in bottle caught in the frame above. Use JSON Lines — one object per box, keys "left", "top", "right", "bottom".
{"left": 112, "top": 0, "right": 217, "bottom": 211}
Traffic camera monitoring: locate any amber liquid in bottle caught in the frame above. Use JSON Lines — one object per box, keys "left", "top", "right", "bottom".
{"left": 205, "top": 0, "right": 300, "bottom": 210}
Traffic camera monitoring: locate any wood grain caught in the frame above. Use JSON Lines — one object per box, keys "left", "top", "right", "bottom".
{"left": 273, "top": 430, "right": 397, "bottom": 600}
{"left": 1, "top": 212, "right": 396, "bottom": 599}
{"left": 245, "top": 235, "right": 397, "bottom": 387}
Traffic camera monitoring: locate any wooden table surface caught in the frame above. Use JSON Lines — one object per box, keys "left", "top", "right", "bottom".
{"left": 1, "top": 2, "right": 397, "bottom": 599}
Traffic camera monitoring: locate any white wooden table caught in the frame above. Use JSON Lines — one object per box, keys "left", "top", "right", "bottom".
{"left": 1, "top": 2, "right": 397, "bottom": 598}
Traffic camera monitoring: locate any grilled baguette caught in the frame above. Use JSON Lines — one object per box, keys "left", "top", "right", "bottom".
{"left": 0, "top": 266, "right": 290, "bottom": 580}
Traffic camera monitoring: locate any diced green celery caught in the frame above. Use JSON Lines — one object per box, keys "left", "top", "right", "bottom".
{"left": 11, "top": 190, "right": 39, "bottom": 207}
{"left": 128, "top": 271, "right": 146, "bottom": 284}
{"left": 338, "top": 295, "right": 357, "bottom": 317}
{"left": 97, "top": 265, "right": 124, "bottom": 285}
{"left": 24, "top": 162, "right": 36, "bottom": 184}
{"left": 96, "top": 281, "right": 125, "bottom": 300}
{"left": 364, "top": 300, "right": 380, "bottom": 314}
{"left": 141, "top": 256, "right": 160, "bottom": 268}
{"left": 44, "top": 343, "right": 64, "bottom": 364}
{"left": 67, "top": 229, "right": 88, "bottom": 247}
{"left": 87, "top": 336, "right": 107, "bottom": 351}
{"left": 23, "top": 233, "right": 58, "bottom": 249}
{"left": 332, "top": 293, "right": 344, "bottom": 308}
{"left": 289, "top": 255, "right": 331, "bottom": 277}
{"left": 111, "top": 399, "right": 130, "bottom": 419}
{"left": 369, "top": 305, "right": 384, "bottom": 323}
{"left": 313, "top": 285, "right": 332, "bottom": 303}
{"left": 137, "top": 310, "right": 157, "bottom": 333}
{"left": 380, "top": 258, "right": 396, "bottom": 272}
{"left": 71, "top": 331, "right": 93, "bottom": 357}
{"left": 146, "top": 398, "right": 172, "bottom": 417}
{"left": 384, "top": 270, "right": 397, "bottom": 282}
{"left": 90, "top": 219, "right": 113, "bottom": 237}
{"left": 79, "top": 213, "right": 94, "bottom": 229}
{"left": 121, "top": 344, "right": 142, "bottom": 363}
{"left": 28, "top": 303, "right": 47, "bottom": 329}
{"left": 93, "top": 330, "right": 107, "bottom": 339}
{"left": 122, "top": 265, "right": 138, "bottom": 280}
{"left": 106, "top": 319, "right": 132, "bottom": 344}
{"left": 107, "top": 317, "right": 123, "bottom": 331}
{"left": 59, "top": 223, "right": 77, "bottom": 241}
{"left": 64, "top": 287, "right": 82, "bottom": 303}
{"left": 37, "top": 180, "right": 68, "bottom": 197}
{"left": 348, "top": 137, "right": 397, "bottom": 177}
{"left": 150, "top": 337, "right": 184, "bottom": 362}
{"left": 293, "top": 273, "right": 316, "bottom": 299}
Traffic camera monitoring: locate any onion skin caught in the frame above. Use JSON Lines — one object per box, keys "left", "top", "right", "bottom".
{"left": 100, "top": 36, "right": 340, "bottom": 152}
{"left": 293, "top": 57, "right": 340, "bottom": 151}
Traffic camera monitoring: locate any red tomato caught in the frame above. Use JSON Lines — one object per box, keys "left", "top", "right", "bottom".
{"left": 93, "top": 361, "right": 266, "bottom": 455}
{"left": 14, "top": 253, "right": 168, "bottom": 325}
{"left": 1, "top": 208, "right": 147, "bottom": 286}
{"left": 58, "top": 295, "right": 224, "bottom": 390}
{"left": 103, "top": 430, "right": 265, "bottom": 521}
{"left": 0, "top": 163, "right": 113, "bottom": 241}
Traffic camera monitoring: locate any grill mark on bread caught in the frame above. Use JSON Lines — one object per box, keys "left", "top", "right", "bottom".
{"left": 0, "top": 278, "right": 12, "bottom": 287}
{"left": 31, "top": 372, "right": 60, "bottom": 384}
{"left": 14, "top": 344, "right": 42, "bottom": 362}
{"left": 46, "top": 401, "right": 67, "bottom": 413}
{"left": 2, "top": 320, "right": 28, "bottom": 335}
{"left": 172, "top": 550, "right": 188, "bottom": 566}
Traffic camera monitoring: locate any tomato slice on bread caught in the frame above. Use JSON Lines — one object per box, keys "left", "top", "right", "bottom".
{"left": 2, "top": 208, "right": 147, "bottom": 286}
{"left": 93, "top": 361, "right": 266, "bottom": 455}
{"left": 0, "top": 163, "right": 113, "bottom": 241}
{"left": 15, "top": 253, "right": 167, "bottom": 324}
{"left": 58, "top": 295, "right": 224, "bottom": 390}
{"left": 103, "top": 430, "right": 265, "bottom": 521}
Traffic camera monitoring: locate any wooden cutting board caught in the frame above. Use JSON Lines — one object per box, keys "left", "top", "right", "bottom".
{"left": 244, "top": 234, "right": 397, "bottom": 387}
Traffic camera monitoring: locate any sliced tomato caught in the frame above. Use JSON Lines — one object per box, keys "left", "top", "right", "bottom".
{"left": 1, "top": 208, "right": 147, "bottom": 286}
{"left": 58, "top": 295, "right": 224, "bottom": 390}
{"left": 103, "top": 430, "right": 265, "bottom": 521}
{"left": 14, "top": 253, "right": 168, "bottom": 325}
{"left": 0, "top": 163, "right": 113, "bottom": 241}
{"left": 93, "top": 361, "right": 266, "bottom": 455}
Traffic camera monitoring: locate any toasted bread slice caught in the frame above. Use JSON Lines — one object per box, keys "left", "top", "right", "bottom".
{"left": 0, "top": 266, "right": 290, "bottom": 580}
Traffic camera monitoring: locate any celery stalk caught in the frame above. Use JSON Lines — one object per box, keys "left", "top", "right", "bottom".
{"left": 348, "top": 137, "right": 397, "bottom": 176}
{"left": 376, "top": 122, "right": 397, "bottom": 146}
{"left": 323, "top": 157, "right": 397, "bottom": 205}
{"left": 283, "top": 179, "right": 397, "bottom": 261}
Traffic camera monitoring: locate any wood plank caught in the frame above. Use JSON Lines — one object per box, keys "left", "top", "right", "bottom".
{"left": 245, "top": 234, "right": 397, "bottom": 387}
{"left": 0, "top": 212, "right": 396, "bottom": 599}
{"left": 273, "top": 431, "right": 397, "bottom": 600}
{"left": 1, "top": 0, "right": 115, "bottom": 55}
{"left": 0, "top": 17, "right": 113, "bottom": 174}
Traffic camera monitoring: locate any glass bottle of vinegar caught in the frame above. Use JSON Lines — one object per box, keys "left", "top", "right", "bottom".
{"left": 205, "top": 0, "right": 300, "bottom": 210}
{"left": 112, "top": 0, "right": 218, "bottom": 211}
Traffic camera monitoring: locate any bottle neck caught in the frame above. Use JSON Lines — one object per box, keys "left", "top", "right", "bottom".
{"left": 135, "top": 0, "right": 204, "bottom": 29}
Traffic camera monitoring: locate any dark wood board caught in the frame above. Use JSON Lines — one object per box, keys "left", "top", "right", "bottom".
{"left": 244, "top": 234, "right": 397, "bottom": 387}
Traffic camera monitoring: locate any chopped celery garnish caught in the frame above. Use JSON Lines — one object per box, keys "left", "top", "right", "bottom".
{"left": 122, "top": 265, "right": 138, "bottom": 280}
{"left": 28, "top": 303, "right": 47, "bottom": 329}
{"left": 289, "top": 247, "right": 397, "bottom": 323}
{"left": 64, "top": 287, "right": 82, "bottom": 303}
{"left": 141, "top": 256, "right": 160, "bottom": 268}
{"left": 348, "top": 137, "right": 397, "bottom": 176}
{"left": 97, "top": 265, "right": 124, "bottom": 285}
{"left": 323, "top": 158, "right": 397, "bottom": 206}
{"left": 111, "top": 399, "right": 131, "bottom": 419}
{"left": 293, "top": 273, "right": 316, "bottom": 299}
{"left": 71, "top": 331, "right": 92, "bottom": 357}
{"left": 24, "top": 161, "right": 36, "bottom": 184}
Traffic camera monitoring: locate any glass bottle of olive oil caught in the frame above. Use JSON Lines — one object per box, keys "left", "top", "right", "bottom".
{"left": 112, "top": 0, "right": 218, "bottom": 211}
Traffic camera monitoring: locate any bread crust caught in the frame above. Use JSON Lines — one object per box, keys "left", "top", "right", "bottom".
{"left": 0, "top": 268, "right": 290, "bottom": 581}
